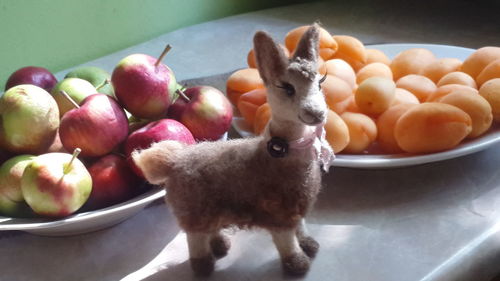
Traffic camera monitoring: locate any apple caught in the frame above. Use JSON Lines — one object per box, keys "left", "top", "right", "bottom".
{"left": 51, "top": 77, "right": 97, "bottom": 117}
{"left": 0, "top": 154, "right": 35, "bottom": 217}
{"left": 111, "top": 45, "right": 177, "bottom": 119}
{"left": 124, "top": 119, "right": 195, "bottom": 177}
{"left": 21, "top": 149, "right": 92, "bottom": 217}
{"left": 84, "top": 154, "right": 142, "bottom": 210}
{"left": 65, "top": 66, "right": 115, "bottom": 97}
{"left": 0, "top": 84, "right": 59, "bottom": 154}
{"left": 59, "top": 93, "right": 129, "bottom": 157}
{"left": 5, "top": 66, "right": 57, "bottom": 92}
{"left": 168, "top": 86, "right": 233, "bottom": 141}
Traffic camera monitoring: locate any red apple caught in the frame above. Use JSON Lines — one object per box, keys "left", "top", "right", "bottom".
{"left": 168, "top": 86, "right": 233, "bottom": 141}
{"left": 5, "top": 66, "right": 58, "bottom": 92}
{"left": 124, "top": 119, "right": 195, "bottom": 177}
{"left": 59, "top": 93, "right": 129, "bottom": 157}
{"left": 111, "top": 45, "right": 177, "bottom": 119}
{"left": 84, "top": 154, "right": 142, "bottom": 210}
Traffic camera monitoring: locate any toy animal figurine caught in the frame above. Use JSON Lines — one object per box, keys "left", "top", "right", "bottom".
{"left": 132, "top": 24, "right": 334, "bottom": 276}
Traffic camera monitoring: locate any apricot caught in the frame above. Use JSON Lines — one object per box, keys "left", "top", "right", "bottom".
{"left": 323, "top": 59, "right": 357, "bottom": 89}
{"left": 340, "top": 112, "right": 377, "bottom": 154}
{"left": 396, "top": 74, "right": 437, "bottom": 102}
{"left": 324, "top": 109, "right": 350, "bottom": 153}
{"left": 439, "top": 91, "right": 492, "bottom": 138}
{"left": 332, "top": 35, "right": 367, "bottom": 71}
{"left": 322, "top": 75, "right": 353, "bottom": 113}
{"left": 365, "top": 48, "right": 391, "bottom": 65}
{"left": 426, "top": 84, "right": 478, "bottom": 102}
{"left": 390, "top": 48, "right": 436, "bottom": 80}
{"left": 479, "top": 78, "right": 500, "bottom": 122}
{"left": 437, "top": 71, "right": 477, "bottom": 89}
{"left": 376, "top": 103, "right": 417, "bottom": 153}
{"left": 345, "top": 95, "right": 361, "bottom": 113}
{"left": 356, "top": 62, "right": 393, "bottom": 84}
{"left": 318, "top": 57, "right": 327, "bottom": 75}
{"left": 226, "top": 68, "right": 264, "bottom": 106}
{"left": 253, "top": 103, "right": 271, "bottom": 135}
{"left": 247, "top": 44, "right": 290, "bottom": 68}
{"left": 422, "top": 58, "right": 462, "bottom": 83}
{"left": 355, "top": 77, "right": 395, "bottom": 116}
{"left": 461, "top": 46, "right": 500, "bottom": 79}
{"left": 392, "top": 88, "right": 420, "bottom": 106}
{"left": 394, "top": 103, "right": 472, "bottom": 153}
{"left": 237, "top": 88, "right": 267, "bottom": 127}
{"left": 285, "top": 25, "right": 338, "bottom": 60}
{"left": 476, "top": 59, "right": 500, "bottom": 87}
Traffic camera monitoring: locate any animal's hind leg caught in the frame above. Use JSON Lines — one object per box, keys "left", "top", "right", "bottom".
{"left": 270, "top": 228, "right": 311, "bottom": 276}
{"left": 186, "top": 232, "right": 215, "bottom": 276}
{"left": 296, "top": 218, "right": 319, "bottom": 258}
{"left": 210, "top": 230, "right": 231, "bottom": 258}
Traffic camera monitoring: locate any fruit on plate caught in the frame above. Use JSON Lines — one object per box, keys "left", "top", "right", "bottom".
{"left": 59, "top": 93, "right": 129, "bottom": 157}
{"left": 124, "top": 119, "right": 195, "bottom": 177}
{"left": 21, "top": 149, "right": 92, "bottom": 217}
{"left": 168, "top": 86, "right": 233, "bottom": 141}
{"left": 84, "top": 154, "right": 141, "bottom": 210}
{"left": 65, "top": 66, "right": 114, "bottom": 97}
{"left": 226, "top": 68, "right": 264, "bottom": 106}
{"left": 51, "top": 77, "right": 97, "bottom": 117}
{"left": 355, "top": 77, "right": 396, "bottom": 116}
{"left": 0, "top": 154, "right": 35, "bottom": 217}
{"left": 0, "top": 84, "right": 60, "bottom": 154}
{"left": 4, "top": 66, "right": 58, "bottom": 92}
{"left": 111, "top": 45, "right": 177, "bottom": 119}
{"left": 285, "top": 25, "right": 338, "bottom": 60}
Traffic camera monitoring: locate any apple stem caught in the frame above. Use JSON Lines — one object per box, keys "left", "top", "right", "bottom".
{"left": 96, "top": 79, "right": 110, "bottom": 91}
{"left": 155, "top": 44, "right": 172, "bottom": 67}
{"left": 64, "top": 148, "right": 82, "bottom": 174}
{"left": 176, "top": 89, "right": 190, "bottom": 102}
{"left": 60, "top": 90, "right": 80, "bottom": 109}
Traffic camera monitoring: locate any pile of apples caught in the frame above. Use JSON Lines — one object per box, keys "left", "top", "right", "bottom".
{"left": 0, "top": 45, "right": 233, "bottom": 218}
{"left": 227, "top": 25, "right": 500, "bottom": 155}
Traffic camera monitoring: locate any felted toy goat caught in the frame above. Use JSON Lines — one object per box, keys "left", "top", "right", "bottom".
{"left": 132, "top": 24, "right": 334, "bottom": 276}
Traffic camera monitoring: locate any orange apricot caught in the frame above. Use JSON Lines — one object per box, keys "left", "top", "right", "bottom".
{"left": 285, "top": 25, "right": 338, "bottom": 60}
{"left": 365, "top": 48, "right": 391, "bottom": 65}
{"left": 394, "top": 103, "right": 472, "bottom": 153}
{"left": 247, "top": 44, "right": 290, "bottom": 68}
{"left": 237, "top": 88, "right": 267, "bottom": 127}
{"left": 396, "top": 74, "right": 437, "bottom": 102}
{"left": 324, "top": 109, "right": 350, "bottom": 153}
{"left": 322, "top": 75, "right": 353, "bottom": 113}
{"left": 340, "top": 112, "right": 377, "bottom": 153}
{"left": 226, "top": 68, "right": 264, "bottom": 106}
{"left": 437, "top": 71, "right": 477, "bottom": 89}
{"left": 355, "top": 77, "right": 395, "bottom": 116}
{"left": 392, "top": 88, "right": 420, "bottom": 106}
{"left": 253, "top": 103, "right": 271, "bottom": 135}
{"left": 422, "top": 58, "right": 462, "bottom": 83}
{"left": 479, "top": 78, "right": 500, "bottom": 122}
{"left": 356, "top": 62, "right": 393, "bottom": 84}
{"left": 323, "top": 59, "right": 357, "bottom": 89}
{"left": 439, "top": 91, "right": 492, "bottom": 138}
{"left": 332, "top": 35, "right": 367, "bottom": 71}
{"left": 461, "top": 46, "right": 500, "bottom": 79}
{"left": 390, "top": 48, "right": 436, "bottom": 80}
{"left": 376, "top": 103, "right": 417, "bottom": 153}
{"left": 426, "top": 84, "right": 478, "bottom": 102}
{"left": 476, "top": 59, "right": 500, "bottom": 87}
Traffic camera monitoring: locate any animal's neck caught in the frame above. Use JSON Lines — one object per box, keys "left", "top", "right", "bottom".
{"left": 266, "top": 116, "right": 309, "bottom": 141}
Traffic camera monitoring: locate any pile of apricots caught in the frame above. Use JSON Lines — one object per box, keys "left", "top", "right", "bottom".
{"left": 226, "top": 25, "right": 500, "bottom": 155}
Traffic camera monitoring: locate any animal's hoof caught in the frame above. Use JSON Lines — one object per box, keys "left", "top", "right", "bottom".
{"left": 299, "top": 236, "right": 319, "bottom": 258}
{"left": 190, "top": 255, "right": 215, "bottom": 277}
{"left": 282, "top": 252, "right": 311, "bottom": 276}
{"left": 210, "top": 233, "right": 231, "bottom": 258}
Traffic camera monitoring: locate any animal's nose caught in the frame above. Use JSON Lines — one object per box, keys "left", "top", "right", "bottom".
{"left": 300, "top": 108, "right": 326, "bottom": 125}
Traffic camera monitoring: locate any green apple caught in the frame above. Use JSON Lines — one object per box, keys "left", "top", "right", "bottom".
{"left": 65, "top": 66, "right": 114, "bottom": 97}
{"left": 21, "top": 149, "right": 92, "bottom": 217}
{"left": 0, "top": 84, "right": 60, "bottom": 154}
{"left": 51, "top": 78, "right": 97, "bottom": 117}
{"left": 0, "top": 154, "right": 35, "bottom": 217}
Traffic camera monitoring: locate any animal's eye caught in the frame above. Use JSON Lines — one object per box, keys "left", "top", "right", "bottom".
{"left": 276, "top": 82, "right": 295, "bottom": 97}
{"left": 318, "top": 73, "right": 327, "bottom": 89}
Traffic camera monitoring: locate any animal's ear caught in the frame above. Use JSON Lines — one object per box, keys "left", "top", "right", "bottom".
{"left": 253, "top": 31, "right": 289, "bottom": 85}
{"left": 131, "top": 141, "right": 184, "bottom": 185}
{"left": 291, "top": 24, "right": 320, "bottom": 65}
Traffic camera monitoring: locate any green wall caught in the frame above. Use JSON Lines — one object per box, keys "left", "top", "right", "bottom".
{"left": 0, "top": 0, "right": 308, "bottom": 89}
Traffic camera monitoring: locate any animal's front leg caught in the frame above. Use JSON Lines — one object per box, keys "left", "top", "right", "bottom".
{"left": 296, "top": 218, "right": 320, "bottom": 258}
{"left": 186, "top": 232, "right": 215, "bottom": 276}
{"left": 270, "top": 228, "right": 311, "bottom": 275}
